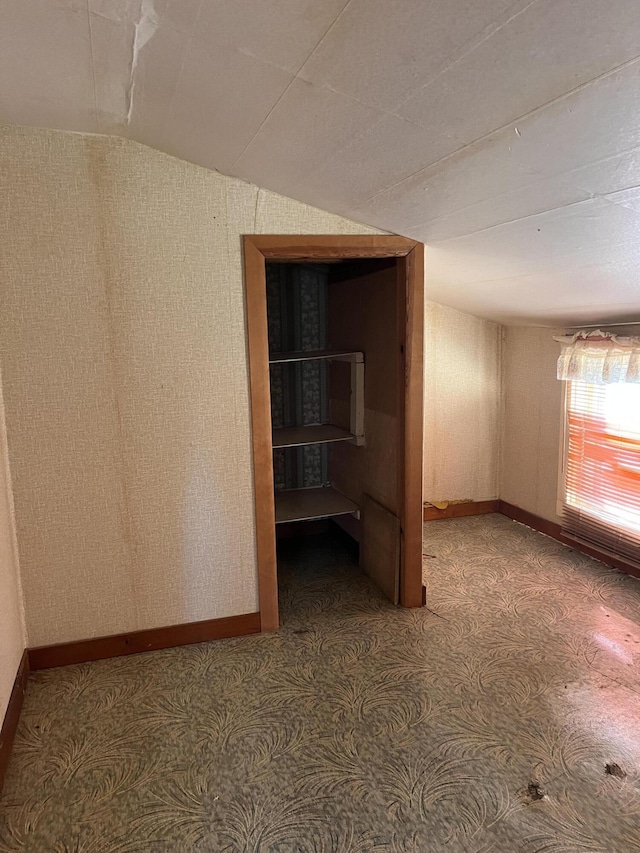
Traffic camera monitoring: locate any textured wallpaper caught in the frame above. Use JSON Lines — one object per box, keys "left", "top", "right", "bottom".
{"left": 0, "top": 365, "right": 25, "bottom": 719}
{"left": 0, "top": 126, "right": 381, "bottom": 647}
{"left": 423, "top": 302, "right": 501, "bottom": 503}
{"left": 500, "top": 327, "right": 564, "bottom": 523}
{"left": 0, "top": 125, "right": 502, "bottom": 648}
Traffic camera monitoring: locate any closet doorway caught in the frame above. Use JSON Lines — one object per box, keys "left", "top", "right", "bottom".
{"left": 244, "top": 236, "right": 424, "bottom": 631}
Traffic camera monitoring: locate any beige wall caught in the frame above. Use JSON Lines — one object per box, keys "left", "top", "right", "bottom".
{"left": 0, "top": 125, "right": 503, "bottom": 648}
{"left": 0, "top": 126, "right": 382, "bottom": 647}
{"left": 423, "top": 302, "right": 501, "bottom": 503}
{"left": 500, "top": 326, "right": 564, "bottom": 523}
{"left": 0, "top": 364, "right": 25, "bottom": 722}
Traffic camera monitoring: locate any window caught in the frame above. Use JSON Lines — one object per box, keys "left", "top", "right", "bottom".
{"left": 563, "top": 380, "right": 640, "bottom": 567}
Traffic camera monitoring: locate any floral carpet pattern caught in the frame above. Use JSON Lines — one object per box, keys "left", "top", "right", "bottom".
{"left": 2, "top": 514, "right": 640, "bottom": 851}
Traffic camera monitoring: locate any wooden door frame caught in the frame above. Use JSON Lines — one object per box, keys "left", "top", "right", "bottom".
{"left": 243, "top": 235, "right": 424, "bottom": 631}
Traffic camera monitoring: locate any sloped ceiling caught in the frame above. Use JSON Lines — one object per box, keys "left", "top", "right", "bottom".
{"left": 2, "top": 0, "right": 640, "bottom": 325}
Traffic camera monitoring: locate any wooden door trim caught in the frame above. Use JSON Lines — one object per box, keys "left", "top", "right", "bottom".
{"left": 400, "top": 243, "right": 425, "bottom": 607}
{"left": 244, "top": 238, "right": 279, "bottom": 631}
{"left": 245, "top": 235, "right": 417, "bottom": 259}
{"left": 243, "top": 235, "right": 424, "bottom": 631}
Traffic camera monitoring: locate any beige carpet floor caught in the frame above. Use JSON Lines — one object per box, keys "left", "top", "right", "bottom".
{"left": 1, "top": 514, "right": 640, "bottom": 851}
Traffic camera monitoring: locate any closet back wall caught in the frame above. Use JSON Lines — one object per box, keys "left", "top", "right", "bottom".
{"left": 0, "top": 126, "right": 381, "bottom": 646}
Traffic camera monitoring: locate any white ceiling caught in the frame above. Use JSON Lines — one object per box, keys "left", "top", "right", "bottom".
{"left": 2, "top": 0, "right": 640, "bottom": 325}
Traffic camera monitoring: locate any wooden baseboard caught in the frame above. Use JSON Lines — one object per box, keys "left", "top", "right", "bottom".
{"left": 498, "top": 500, "right": 640, "bottom": 581}
{"left": 423, "top": 500, "right": 498, "bottom": 521}
{"left": 497, "top": 501, "right": 562, "bottom": 538}
{"left": 0, "top": 649, "right": 29, "bottom": 793}
{"left": 28, "top": 612, "right": 261, "bottom": 671}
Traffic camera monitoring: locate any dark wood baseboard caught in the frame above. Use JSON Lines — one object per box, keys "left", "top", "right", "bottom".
{"left": 498, "top": 500, "right": 640, "bottom": 581}
{"left": 497, "top": 501, "right": 562, "bottom": 538}
{"left": 0, "top": 649, "right": 29, "bottom": 793}
{"left": 423, "top": 500, "right": 498, "bottom": 521}
{"left": 28, "top": 612, "right": 261, "bottom": 671}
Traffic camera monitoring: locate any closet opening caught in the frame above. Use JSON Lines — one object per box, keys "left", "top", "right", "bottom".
{"left": 244, "top": 236, "right": 424, "bottom": 631}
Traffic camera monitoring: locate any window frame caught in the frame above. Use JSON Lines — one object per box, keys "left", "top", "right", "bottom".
{"left": 556, "top": 379, "right": 569, "bottom": 520}
{"left": 558, "top": 378, "right": 640, "bottom": 562}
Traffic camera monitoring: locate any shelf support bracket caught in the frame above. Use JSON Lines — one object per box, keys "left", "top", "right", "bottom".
{"left": 351, "top": 360, "right": 365, "bottom": 446}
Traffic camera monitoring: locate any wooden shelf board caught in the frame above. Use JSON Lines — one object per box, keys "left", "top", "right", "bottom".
{"left": 275, "top": 487, "right": 359, "bottom": 524}
{"left": 269, "top": 349, "right": 363, "bottom": 364}
{"left": 272, "top": 424, "right": 355, "bottom": 448}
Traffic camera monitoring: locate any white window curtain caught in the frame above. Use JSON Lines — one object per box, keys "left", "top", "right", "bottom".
{"left": 555, "top": 329, "right": 640, "bottom": 384}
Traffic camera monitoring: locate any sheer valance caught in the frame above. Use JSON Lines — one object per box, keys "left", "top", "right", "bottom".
{"left": 555, "top": 329, "right": 640, "bottom": 384}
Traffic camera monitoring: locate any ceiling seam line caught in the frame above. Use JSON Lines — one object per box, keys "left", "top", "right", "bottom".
{"left": 155, "top": 0, "right": 204, "bottom": 146}
{"left": 86, "top": 1, "right": 100, "bottom": 131}
{"left": 393, "top": 0, "right": 540, "bottom": 115}
{"left": 229, "top": 0, "right": 356, "bottom": 169}
{"left": 428, "top": 170, "right": 640, "bottom": 235}
{"left": 593, "top": 193, "right": 640, "bottom": 215}
{"left": 433, "top": 258, "right": 635, "bottom": 290}
{"left": 353, "top": 51, "right": 640, "bottom": 208}
{"left": 285, "top": 113, "right": 390, "bottom": 197}
{"left": 289, "top": 0, "right": 539, "bottom": 149}
{"left": 409, "top": 175, "right": 582, "bottom": 231}
{"left": 228, "top": 79, "right": 298, "bottom": 172}
{"left": 424, "top": 196, "right": 610, "bottom": 245}
{"left": 284, "top": 2, "right": 540, "bottom": 192}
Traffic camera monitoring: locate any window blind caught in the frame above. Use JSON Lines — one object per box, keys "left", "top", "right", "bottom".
{"left": 563, "top": 381, "right": 640, "bottom": 568}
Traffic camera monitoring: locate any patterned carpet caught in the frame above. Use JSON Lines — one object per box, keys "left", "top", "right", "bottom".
{"left": 2, "top": 514, "right": 640, "bottom": 852}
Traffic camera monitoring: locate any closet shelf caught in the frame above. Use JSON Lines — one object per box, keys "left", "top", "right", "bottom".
{"left": 269, "top": 349, "right": 363, "bottom": 364}
{"left": 275, "top": 486, "right": 359, "bottom": 524}
{"left": 272, "top": 424, "right": 355, "bottom": 449}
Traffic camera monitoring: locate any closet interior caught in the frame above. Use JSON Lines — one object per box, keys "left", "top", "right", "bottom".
{"left": 267, "top": 257, "right": 403, "bottom": 604}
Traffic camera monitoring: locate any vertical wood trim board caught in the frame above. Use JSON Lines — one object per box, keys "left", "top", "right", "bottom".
{"left": 361, "top": 494, "right": 400, "bottom": 604}
{"left": 401, "top": 245, "right": 425, "bottom": 607}
{"left": 243, "top": 237, "right": 279, "bottom": 631}
{"left": 395, "top": 256, "right": 407, "bottom": 602}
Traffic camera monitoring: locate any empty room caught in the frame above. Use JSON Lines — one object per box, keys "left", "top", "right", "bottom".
{"left": 1, "top": 1, "right": 640, "bottom": 850}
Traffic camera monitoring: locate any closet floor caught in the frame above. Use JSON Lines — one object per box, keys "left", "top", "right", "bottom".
{"left": 2, "top": 515, "right": 640, "bottom": 851}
